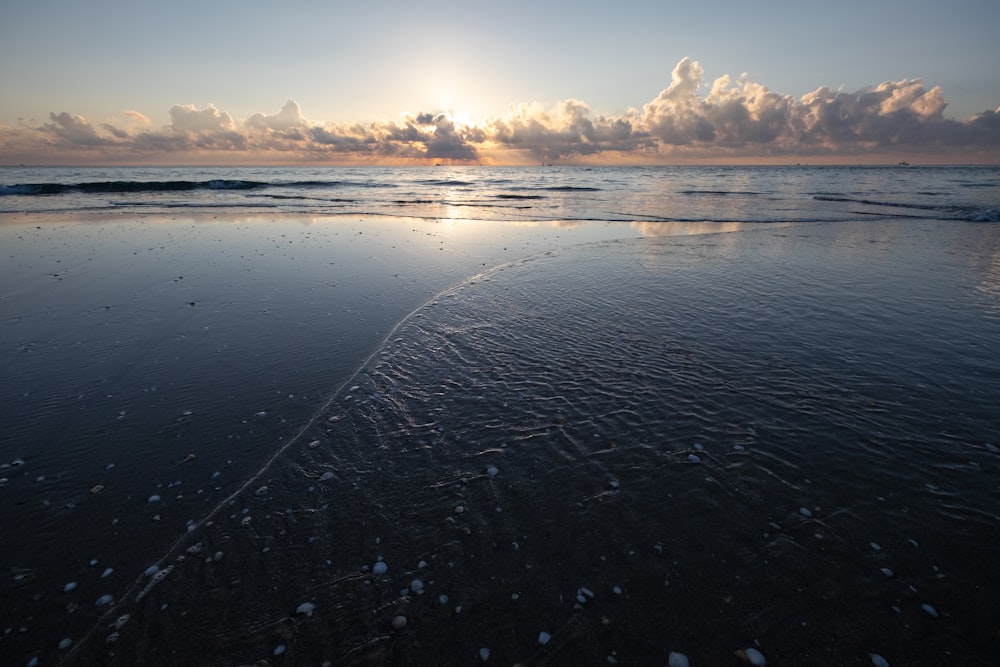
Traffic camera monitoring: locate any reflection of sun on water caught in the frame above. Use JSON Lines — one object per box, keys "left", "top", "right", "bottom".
{"left": 630, "top": 221, "right": 751, "bottom": 237}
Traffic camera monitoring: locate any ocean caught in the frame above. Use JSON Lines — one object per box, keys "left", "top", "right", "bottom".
{"left": 1, "top": 165, "right": 999, "bottom": 666}
{"left": 2, "top": 164, "right": 998, "bottom": 223}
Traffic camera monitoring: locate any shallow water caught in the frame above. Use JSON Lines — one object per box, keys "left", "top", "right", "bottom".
{"left": 11, "top": 217, "right": 996, "bottom": 665}
{"left": 0, "top": 212, "right": 665, "bottom": 665}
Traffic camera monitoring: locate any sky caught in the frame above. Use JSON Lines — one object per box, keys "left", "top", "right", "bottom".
{"left": 1, "top": 0, "right": 999, "bottom": 165}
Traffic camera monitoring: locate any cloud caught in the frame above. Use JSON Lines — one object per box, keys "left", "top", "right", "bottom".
{"left": 166, "top": 103, "right": 247, "bottom": 150}
{"left": 4, "top": 58, "right": 999, "bottom": 165}
{"left": 41, "top": 112, "right": 117, "bottom": 146}
{"left": 101, "top": 123, "right": 130, "bottom": 139}
{"left": 245, "top": 99, "right": 308, "bottom": 131}
{"left": 123, "top": 109, "right": 151, "bottom": 124}
{"left": 416, "top": 113, "right": 480, "bottom": 161}
{"left": 488, "top": 99, "right": 641, "bottom": 161}
{"left": 169, "top": 103, "right": 237, "bottom": 133}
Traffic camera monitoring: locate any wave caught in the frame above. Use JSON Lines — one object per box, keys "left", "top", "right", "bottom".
{"left": 813, "top": 195, "right": 1000, "bottom": 221}
{"left": 968, "top": 208, "right": 1000, "bottom": 222}
{"left": 678, "top": 189, "right": 762, "bottom": 196}
{"left": 0, "top": 178, "right": 395, "bottom": 197}
{"left": 413, "top": 179, "right": 475, "bottom": 187}
{"left": 812, "top": 194, "right": 942, "bottom": 210}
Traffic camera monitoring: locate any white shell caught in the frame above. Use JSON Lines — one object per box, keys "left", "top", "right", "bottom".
{"left": 668, "top": 651, "right": 690, "bottom": 667}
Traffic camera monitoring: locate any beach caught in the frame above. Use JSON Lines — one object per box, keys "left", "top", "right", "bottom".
{"left": 1, "top": 168, "right": 999, "bottom": 665}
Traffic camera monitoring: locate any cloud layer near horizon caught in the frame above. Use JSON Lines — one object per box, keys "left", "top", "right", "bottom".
{"left": 3, "top": 58, "right": 999, "bottom": 164}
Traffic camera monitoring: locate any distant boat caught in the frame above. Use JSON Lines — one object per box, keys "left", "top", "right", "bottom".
{"left": 897, "top": 161, "right": 910, "bottom": 166}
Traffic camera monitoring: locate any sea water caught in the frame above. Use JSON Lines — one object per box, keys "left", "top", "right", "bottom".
{"left": 0, "top": 165, "right": 998, "bottom": 665}
{"left": 2, "top": 164, "right": 998, "bottom": 223}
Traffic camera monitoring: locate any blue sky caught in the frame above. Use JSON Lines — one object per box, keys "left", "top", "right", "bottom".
{"left": 2, "top": 0, "right": 998, "bottom": 164}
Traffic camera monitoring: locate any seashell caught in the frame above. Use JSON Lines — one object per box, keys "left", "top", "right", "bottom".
{"left": 668, "top": 652, "right": 690, "bottom": 667}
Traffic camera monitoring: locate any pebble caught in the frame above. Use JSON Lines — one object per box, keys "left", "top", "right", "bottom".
{"left": 870, "top": 542, "right": 882, "bottom": 551}
{"left": 320, "top": 471, "right": 334, "bottom": 481}
{"left": 255, "top": 485, "right": 268, "bottom": 496}
{"left": 744, "top": 647, "right": 767, "bottom": 665}
{"left": 869, "top": 654, "right": 890, "bottom": 667}
{"left": 101, "top": 568, "right": 113, "bottom": 578}
{"left": 273, "top": 644, "right": 286, "bottom": 655}
{"left": 147, "top": 495, "right": 161, "bottom": 503}
{"left": 392, "top": 615, "right": 407, "bottom": 630}
{"left": 880, "top": 567, "right": 894, "bottom": 577}
{"left": 479, "top": 647, "right": 491, "bottom": 661}
{"left": 296, "top": 601, "right": 316, "bottom": 616}
{"left": 144, "top": 565, "right": 160, "bottom": 577}
{"left": 58, "top": 637, "right": 73, "bottom": 650}
{"left": 410, "top": 579, "right": 424, "bottom": 593}
{"left": 95, "top": 594, "right": 113, "bottom": 606}
{"left": 486, "top": 465, "right": 499, "bottom": 477}
{"left": 921, "top": 603, "right": 939, "bottom": 618}
{"left": 538, "top": 631, "right": 552, "bottom": 645}
{"left": 372, "top": 561, "right": 388, "bottom": 575}
{"left": 687, "top": 454, "right": 701, "bottom": 463}
{"left": 64, "top": 582, "right": 77, "bottom": 593}
{"left": 668, "top": 651, "right": 690, "bottom": 667}
{"left": 799, "top": 507, "right": 812, "bottom": 518}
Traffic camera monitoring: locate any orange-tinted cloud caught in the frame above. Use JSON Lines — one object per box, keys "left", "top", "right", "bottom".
{"left": 2, "top": 58, "right": 999, "bottom": 165}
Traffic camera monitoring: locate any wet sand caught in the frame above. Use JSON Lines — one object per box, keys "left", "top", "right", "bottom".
{"left": 0, "top": 211, "right": 698, "bottom": 664}
{"left": 2, "top": 213, "right": 999, "bottom": 666}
